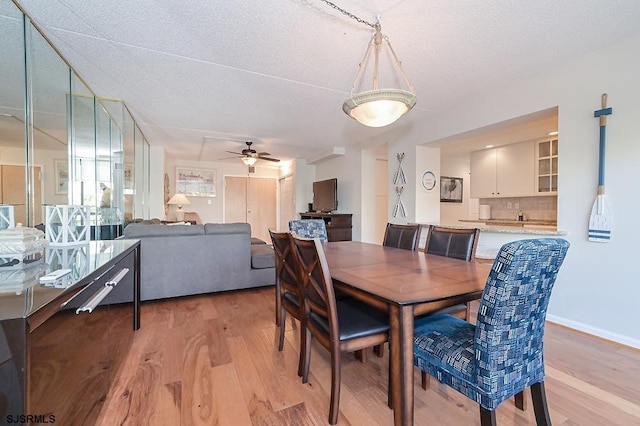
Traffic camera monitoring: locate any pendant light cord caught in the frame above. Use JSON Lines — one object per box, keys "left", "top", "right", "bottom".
{"left": 319, "top": 0, "right": 376, "bottom": 28}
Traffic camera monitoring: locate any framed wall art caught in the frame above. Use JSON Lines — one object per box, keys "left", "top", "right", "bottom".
{"left": 440, "top": 176, "right": 463, "bottom": 203}
{"left": 124, "top": 164, "right": 133, "bottom": 189}
{"left": 54, "top": 160, "right": 69, "bottom": 195}
{"left": 176, "top": 167, "right": 216, "bottom": 197}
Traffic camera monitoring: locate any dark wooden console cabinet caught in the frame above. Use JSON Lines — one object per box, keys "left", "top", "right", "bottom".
{"left": 299, "top": 212, "right": 352, "bottom": 241}
{"left": 0, "top": 240, "right": 140, "bottom": 424}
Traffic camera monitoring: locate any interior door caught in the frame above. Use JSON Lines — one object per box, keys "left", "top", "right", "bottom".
{"left": 224, "top": 176, "right": 277, "bottom": 242}
{"left": 1, "top": 165, "right": 42, "bottom": 226}
{"left": 279, "top": 175, "right": 295, "bottom": 232}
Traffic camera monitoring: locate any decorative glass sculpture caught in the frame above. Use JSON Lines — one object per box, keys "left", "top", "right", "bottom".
{"left": 0, "top": 205, "right": 15, "bottom": 230}
{"left": 45, "top": 205, "right": 91, "bottom": 245}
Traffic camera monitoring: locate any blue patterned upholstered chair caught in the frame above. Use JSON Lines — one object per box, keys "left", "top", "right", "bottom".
{"left": 413, "top": 238, "right": 570, "bottom": 426}
{"left": 289, "top": 219, "right": 328, "bottom": 242}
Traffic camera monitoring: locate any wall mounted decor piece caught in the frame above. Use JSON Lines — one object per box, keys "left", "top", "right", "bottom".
{"left": 393, "top": 186, "right": 407, "bottom": 218}
{"left": 589, "top": 93, "right": 613, "bottom": 242}
{"left": 440, "top": 176, "right": 463, "bottom": 203}
{"left": 54, "top": 160, "right": 68, "bottom": 195}
{"left": 393, "top": 152, "right": 406, "bottom": 185}
{"left": 176, "top": 167, "right": 216, "bottom": 197}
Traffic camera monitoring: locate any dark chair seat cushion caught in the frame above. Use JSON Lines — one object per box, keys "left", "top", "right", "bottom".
{"left": 431, "top": 303, "right": 466, "bottom": 316}
{"left": 413, "top": 313, "right": 476, "bottom": 383}
{"left": 310, "top": 298, "right": 389, "bottom": 341}
{"left": 283, "top": 290, "right": 301, "bottom": 308}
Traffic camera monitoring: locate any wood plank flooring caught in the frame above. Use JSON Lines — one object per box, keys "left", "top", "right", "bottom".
{"left": 97, "top": 287, "right": 640, "bottom": 425}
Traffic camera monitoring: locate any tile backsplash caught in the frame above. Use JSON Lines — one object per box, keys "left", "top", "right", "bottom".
{"left": 479, "top": 196, "right": 557, "bottom": 222}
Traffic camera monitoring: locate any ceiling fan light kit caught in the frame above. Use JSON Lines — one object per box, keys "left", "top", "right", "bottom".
{"left": 242, "top": 156, "right": 257, "bottom": 166}
{"left": 321, "top": 1, "right": 416, "bottom": 127}
{"left": 223, "top": 141, "right": 280, "bottom": 165}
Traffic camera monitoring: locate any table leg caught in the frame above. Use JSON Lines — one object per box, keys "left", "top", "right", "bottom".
{"left": 389, "top": 304, "right": 414, "bottom": 426}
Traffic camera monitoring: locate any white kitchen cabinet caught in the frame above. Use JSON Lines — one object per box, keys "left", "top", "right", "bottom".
{"left": 470, "top": 141, "right": 535, "bottom": 198}
{"left": 536, "top": 138, "right": 558, "bottom": 195}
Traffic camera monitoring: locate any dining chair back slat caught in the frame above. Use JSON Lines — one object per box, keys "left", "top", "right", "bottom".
{"left": 382, "top": 223, "right": 421, "bottom": 251}
{"left": 425, "top": 225, "right": 479, "bottom": 261}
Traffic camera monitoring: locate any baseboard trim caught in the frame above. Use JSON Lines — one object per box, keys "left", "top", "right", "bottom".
{"left": 546, "top": 314, "right": 640, "bottom": 350}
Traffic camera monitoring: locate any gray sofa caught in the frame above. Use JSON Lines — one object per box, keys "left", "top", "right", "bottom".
{"left": 118, "top": 222, "right": 275, "bottom": 301}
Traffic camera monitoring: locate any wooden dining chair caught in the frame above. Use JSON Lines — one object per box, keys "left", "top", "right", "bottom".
{"left": 361, "top": 222, "right": 420, "bottom": 361}
{"left": 413, "top": 238, "right": 570, "bottom": 426}
{"left": 183, "top": 211, "right": 202, "bottom": 224}
{"left": 424, "top": 225, "right": 480, "bottom": 319}
{"left": 382, "top": 223, "right": 421, "bottom": 250}
{"left": 291, "top": 235, "right": 390, "bottom": 425}
{"left": 425, "top": 225, "right": 480, "bottom": 261}
{"left": 269, "top": 230, "right": 305, "bottom": 377}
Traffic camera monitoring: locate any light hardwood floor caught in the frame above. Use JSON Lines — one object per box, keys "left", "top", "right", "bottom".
{"left": 98, "top": 287, "right": 640, "bottom": 425}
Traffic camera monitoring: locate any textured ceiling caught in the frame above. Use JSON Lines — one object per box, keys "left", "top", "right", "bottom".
{"left": 9, "top": 0, "right": 640, "bottom": 163}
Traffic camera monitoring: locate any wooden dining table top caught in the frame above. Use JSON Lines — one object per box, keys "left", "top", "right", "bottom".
{"left": 323, "top": 240, "right": 491, "bottom": 307}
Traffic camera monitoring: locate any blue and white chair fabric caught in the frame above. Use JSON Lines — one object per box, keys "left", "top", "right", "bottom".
{"left": 413, "top": 238, "right": 570, "bottom": 425}
{"left": 288, "top": 219, "right": 328, "bottom": 242}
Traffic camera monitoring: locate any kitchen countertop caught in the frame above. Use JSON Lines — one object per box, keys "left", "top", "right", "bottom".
{"left": 412, "top": 222, "right": 568, "bottom": 261}
{"left": 459, "top": 219, "right": 557, "bottom": 226}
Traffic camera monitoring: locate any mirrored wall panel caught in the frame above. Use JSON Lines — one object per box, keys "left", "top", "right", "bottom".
{"left": 0, "top": 0, "right": 150, "bottom": 235}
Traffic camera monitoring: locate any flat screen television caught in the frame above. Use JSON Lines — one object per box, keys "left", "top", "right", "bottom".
{"left": 313, "top": 178, "right": 338, "bottom": 212}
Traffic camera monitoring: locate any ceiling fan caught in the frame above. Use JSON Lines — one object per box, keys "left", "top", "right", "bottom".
{"left": 222, "top": 141, "right": 280, "bottom": 165}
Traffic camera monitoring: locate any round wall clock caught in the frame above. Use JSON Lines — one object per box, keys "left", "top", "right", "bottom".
{"left": 164, "top": 173, "right": 170, "bottom": 215}
{"left": 421, "top": 171, "right": 436, "bottom": 190}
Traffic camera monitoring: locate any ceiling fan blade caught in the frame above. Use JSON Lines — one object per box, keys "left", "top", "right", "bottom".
{"left": 257, "top": 151, "right": 271, "bottom": 156}
{"left": 225, "top": 150, "right": 244, "bottom": 155}
{"left": 258, "top": 156, "right": 280, "bottom": 163}
{"left": 218, "top": 155, "right": 242, "bottom": 160}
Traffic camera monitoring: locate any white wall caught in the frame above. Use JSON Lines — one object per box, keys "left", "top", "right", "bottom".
{"left": 292, "top": 159, "right": 315, "bottom": 215}
{"left": 149, "top": 145, "right": 165, "bottom": 219}
{"left": 440, "top": 157, "right": 472, "bottom": 225}
{"left": 166, "top": 158, "right": 280, "bottom": 223}
{"left": 317, "top": 34, "right": 640, "bottom": 348}
{"left": 414, "top": 146, "right": 441, "bottom": 224}
{"left": 315, "top": 146, "right": 362, "bottom": 241}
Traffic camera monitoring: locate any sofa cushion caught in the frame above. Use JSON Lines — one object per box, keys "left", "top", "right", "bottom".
{"left": 204, "top": 222, "right": 250, "bottom": 235}
{"left": 123, "top": 223, "right": 205, "bottom": 238}
{"left": 251, "top": 237, "right": 267, "bottom": 245}
{"left": 251, "top": 244, "right": 275, "bottom": 269}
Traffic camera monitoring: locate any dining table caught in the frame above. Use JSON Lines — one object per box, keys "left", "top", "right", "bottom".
{"left": 322, "top": 241, "right": 492, "bottom": 426}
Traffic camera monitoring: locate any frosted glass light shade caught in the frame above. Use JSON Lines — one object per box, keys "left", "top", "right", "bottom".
{"left": 343, "top": 89, "right": 417, "bottom": 127}
{"left": 242, "top": 156, "right": 257, "bottom": 166}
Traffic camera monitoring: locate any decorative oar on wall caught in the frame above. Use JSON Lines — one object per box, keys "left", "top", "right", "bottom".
{"left": 589, "top": 93, "right": 613, "bottom": 242}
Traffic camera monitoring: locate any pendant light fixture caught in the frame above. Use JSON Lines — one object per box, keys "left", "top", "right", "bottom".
{"left": 321, "top": 1, "right": 417, "bottom": 127}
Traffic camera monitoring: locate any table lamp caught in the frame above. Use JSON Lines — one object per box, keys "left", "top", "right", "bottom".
{"left": 167, "top": 193, "right": 191, "bottom": 221}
